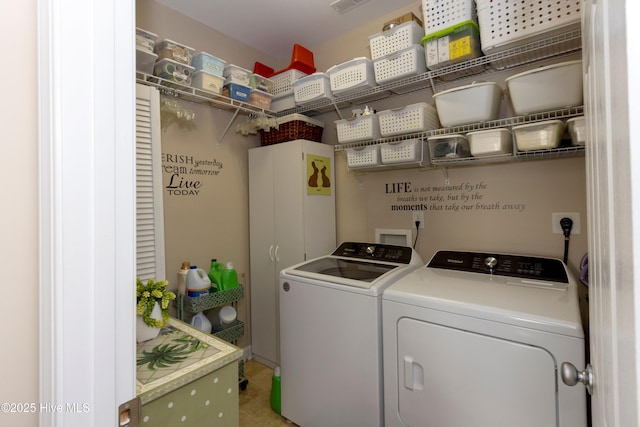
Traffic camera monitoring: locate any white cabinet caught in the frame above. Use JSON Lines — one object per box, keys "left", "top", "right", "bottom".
{"left": 249, "top": 139, "right": 336, "bottom": 367}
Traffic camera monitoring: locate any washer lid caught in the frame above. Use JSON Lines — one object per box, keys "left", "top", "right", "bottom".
{"left": 383, "top": 251, "right": 584, "bottom": 338}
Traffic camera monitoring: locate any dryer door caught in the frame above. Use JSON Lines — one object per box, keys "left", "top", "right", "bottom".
{"left": 397, "top": 318, "right": 557, "bottom": 427}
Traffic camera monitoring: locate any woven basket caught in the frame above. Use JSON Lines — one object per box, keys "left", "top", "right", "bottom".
{"left": 259, "top": 114, "right": 324, "bottom": 146}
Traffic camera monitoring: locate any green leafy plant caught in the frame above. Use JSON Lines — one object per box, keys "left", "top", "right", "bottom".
{"left": 136, "top": 278, "right": 176, "bottom": 328}
{"left": 137, "top": 343, "right": 191, "bottom": 370}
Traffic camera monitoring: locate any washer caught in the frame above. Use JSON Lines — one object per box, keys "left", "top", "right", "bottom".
{"left": 383, "top": 250, "right": 587, "bottom": 427}
{"left": 279, "top": 242, "right": 423, "bottom": 427}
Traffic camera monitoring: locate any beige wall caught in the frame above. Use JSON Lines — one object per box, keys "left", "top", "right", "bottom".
{"left": 138, "top": 0, "right": 588, "bottom": 352}
{"left": 0, "top": 1, "right": 39, "bottom": 426}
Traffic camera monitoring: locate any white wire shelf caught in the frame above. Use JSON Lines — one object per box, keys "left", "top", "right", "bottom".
{"left": 278, "top": 28, "right": 582, "bottom": 117}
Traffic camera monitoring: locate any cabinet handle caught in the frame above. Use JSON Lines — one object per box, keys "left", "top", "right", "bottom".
{"left": 268, "top": 245, "right": 275, "bottom": 262}
{"left": 274, "top": 245, "right": 280, "bottom": 263}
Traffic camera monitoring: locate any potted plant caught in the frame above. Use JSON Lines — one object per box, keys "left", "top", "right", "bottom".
{"left": 136, "top": 278, "right": 176, "bottom": 342}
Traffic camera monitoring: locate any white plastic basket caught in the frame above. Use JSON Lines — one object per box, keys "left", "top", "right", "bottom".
{"left": 292, "top": 73, "right": 332, "bottom": 105}
{"left": 369, "top": 21, "right": 425, "bottom": 60}
{"left": 373, "top": 45, "right": 427, "bottom": 85}
{"left": 271, "top": 69, "right": 308, "bottom": 98}
{"left": 327, "top": 57, "right": 376, "bottom": 95}
{"left": 477, "top": 0, "right": 581, "bottom": 54}
{"left": 377, "top": 102, "right": 440, "bottom": 137}
{"left": 346, "top": 146, "right": 381, "bottom": 168}
{"left": 335, "top": 114, "right": 380, "bottom": 143}
{"left": 380, "top": 139, "right": 425, "bottom": 164}
{"left": 422, "top": 0, "right": 477, "bottom": 35}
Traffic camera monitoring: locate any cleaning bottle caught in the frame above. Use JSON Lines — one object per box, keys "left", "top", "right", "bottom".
{"left": 186, "top": 265, "right": 212, "bottom": 297}
{"left": 220, "top": 262, "right": 239, "bottom": 291}
{"left": 177, "top": 261, "right": 190, "bottom": 295}
{"left": 208, "top": 259, "right": 224, "bottom": 291}
{"left": 269, "top": 366, "right": 281, "bottom": 414}
{"left": 190, "top": 312, "right": 212, "bottom": 333}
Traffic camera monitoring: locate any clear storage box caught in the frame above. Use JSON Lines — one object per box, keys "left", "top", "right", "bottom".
{"left": 380, "top": 139, "right": 425, "bottom": 164}
{"left": 566, "top": 116, "right": 585, "bottom": 146}
{"left": 223, "top": 64, "right": 253, "bottom": 86}
{"left": 346, "top": 146, "right": 381, "bottom": 168}
{"left": 368, "top": 21, "right": 425, "bottom": 60}
{"left": 466, "top": 128, "right": 513, "bottom": 157}
{"left": 505, "top": 60, "right": 583, "bottom": 115}
{"left": 249, "top": 74, "right": 273, "bottom": 93}
{"left": 136, "top": 47, "right": 157, "bottom": 75}
{"left": 428, "top": 134, "right": 471, "bottom": 159}
{"left": 377, "top": 102, "right": 440, "bottom": 137}
{"left": 477, "top": 0, "right": 581, "bottom": 54}
{"left": 155, "top": 39, "right": 195, "bottom": 65}
{"left": 327, "top": 57, "right": 376, "bottom": 95}
{"left": 259, "top": 114, "right": 324, "bottom": 146}
{"left": 422, "top": 0, "right": 477, "bottom": 35}
{"left": 270, "top": 69, "right": 308, "bottom": 98}
{"left": 153, "top": 58, "right": 194, "bottom": 86}
{"left": 222, "top": 83, "right": 251, "bottom": 102}
{"left": 270, "top": 95, "right": 296, "bottom": 113}
{"left": 513, "top": 120, "right": 565, "bottom": 151}
{"left": 249, "top": 89, "right": 273, "bottom": 110}
{"left": 335, "top": 114, "right": 380, "bottom": 143}
{"left": 191, "top": 52, "right": 226, "bottom": 76}
{"left": 432, "top": 81, "right": 503, "bottom": 127}
{"left": 136, "top": 28, "right": 157, "bottom": 53}
{"left": 422, "top": 21, "right": 482, "bottom": 70}
{"left": 192, "top": 71, "right": 225, "bottom": 94}
{"left": 373, "top": 45, "right": 427, "bottom": 85}
{"left": 292, "top": 73, "right": 332, "bottom": 105}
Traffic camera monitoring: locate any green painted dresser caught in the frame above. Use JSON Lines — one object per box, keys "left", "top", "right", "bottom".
{"left": 136, "top": 318, "right": 242, "bottom": 426}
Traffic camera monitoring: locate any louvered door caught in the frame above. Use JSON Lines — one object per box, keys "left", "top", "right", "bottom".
{"left": 136, "top": 84, "right": 166, "bottom": 281}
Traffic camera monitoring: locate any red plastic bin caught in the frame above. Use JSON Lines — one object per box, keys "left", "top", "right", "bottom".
{"left": 253, "top": 44, "right": 316, "bottom": 78}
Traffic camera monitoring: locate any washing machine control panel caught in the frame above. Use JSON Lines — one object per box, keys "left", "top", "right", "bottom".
{"left": 428, "top": 250, "right": 569, "bottom": 283}
{"left": 332, "top": 242, "right": 414, "bottom": 264}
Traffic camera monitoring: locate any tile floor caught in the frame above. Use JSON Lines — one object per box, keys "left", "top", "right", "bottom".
{"left": 239, "top": 359, "right": 298, "bottom": 426}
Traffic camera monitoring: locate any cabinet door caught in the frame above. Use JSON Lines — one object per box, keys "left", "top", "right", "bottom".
{"left": 248, "top": 146, "right": 278, "bottom": 365}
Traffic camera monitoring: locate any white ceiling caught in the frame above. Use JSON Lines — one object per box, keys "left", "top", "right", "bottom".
{"left": 154, "top": 0, "right": 419, "bottom": 60}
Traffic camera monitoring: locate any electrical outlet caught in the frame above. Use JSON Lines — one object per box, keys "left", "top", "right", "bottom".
{"left": 412, "top": 211, "right": 424, "bottom": 229}
{"left": 552, "top": 212, "right": 581, "bottom": 234}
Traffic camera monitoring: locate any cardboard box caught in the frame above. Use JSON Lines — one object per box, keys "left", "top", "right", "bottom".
{"left": 383, "top": 12, "right": 423, "bottom": 30}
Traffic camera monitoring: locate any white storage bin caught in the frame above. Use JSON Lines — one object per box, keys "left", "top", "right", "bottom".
{"left": 270, "top": 95, "right": 296, "bottom": 113}
{"left": 373, "top": 45, "right": 427, "bottom": 85}
{"left": 192, "top": 71, "right": 225, "bottom": 94}
{"left": 432, "top": 81, "right": 503, "bottom": 127}
{"left": 155, "top": 38, "right": 195, "bottom": 65}
{"left": 292, "top": 73, "right": 332, "bottom": 105}
{"left": 422, "top": 0, "right": 477, "bottom": 35}
{"left": 327, "top": 57, "right": 376, "bottom": 95}
{"left": 567, "top": 116, "right": 586, "bottom": 146}
{"left": 136, "top": 47, "right": 157, "bottom": 75}
{"left": 346, "top": 146, "right": 381, "bottom": 168}
{"left": 477, "top": 0, "right": 581, "bottom": 54}
{"left": 467, "top": 128, "right": 513, "bottom": 157}
{"left": 223, "top": 64, "right": 253, "bottom": 86}
{"left": 380, "top": 139, "right": 425, "bottom": 164}
{"left": 271, "top": 69, "right": 308, "bottom": 99}
{"left": 513, "top": 120, "right": 565, "bottom": 151}
{"left": 249, "top": 74, "right": 274, "bottom": 93}
{"left": 377, "top": 103, "right": 439, "bottom": 137}
{"left": 192, "top": 52, "right": 226, "bottom": 76}
{"left": 506, "top": 60, "right": 583, "bottom": 115}
{"left": 136, "top": 28, "right": 157, "bottom": 53}
{"left": 369, "top": 21, "right": 425, "bottom": 60}
{"left": 335, "top": 114, "right": 380, "bottom": 143}
{"left": 428, "top": 134, "right": 471, "bottom": 159}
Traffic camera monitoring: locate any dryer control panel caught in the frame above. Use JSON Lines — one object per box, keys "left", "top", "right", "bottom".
{"left": 428, "top": 250, "right": 569, "bottom": 283}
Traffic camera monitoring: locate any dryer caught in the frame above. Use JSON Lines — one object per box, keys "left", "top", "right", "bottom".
{"left": 382, "top": 250, "right": 587, "bottom": 427}
{"left": 279, "top": 242, "right": 423, "bottom": 427}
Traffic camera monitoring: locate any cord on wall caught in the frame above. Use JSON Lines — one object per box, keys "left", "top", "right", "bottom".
{"left": 413, "top": 220, "right": 421, "bottom": 248}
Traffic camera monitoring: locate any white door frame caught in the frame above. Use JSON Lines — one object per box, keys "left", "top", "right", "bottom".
{"left": 38, "top": 0, "right": 136, "bottom": 425}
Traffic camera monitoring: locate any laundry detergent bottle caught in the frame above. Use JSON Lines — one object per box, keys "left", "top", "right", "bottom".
{"left": 220, "top": 262, "right": 239, "bottom": 291}
{"left": 208, "top": 259, "right": 224, "bottom": 290}
{"left": 270, "top": 366, "right": 281, "bottom": 414}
